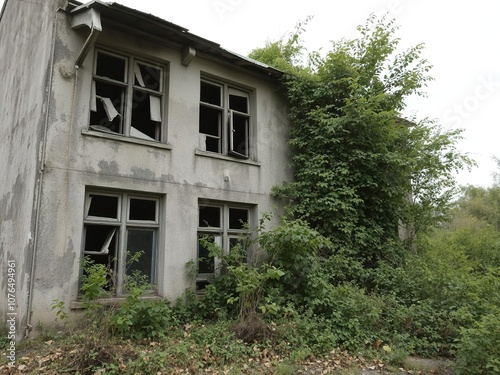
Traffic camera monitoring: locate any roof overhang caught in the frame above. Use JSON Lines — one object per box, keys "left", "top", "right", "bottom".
{"left": 66, "top": 0, "right": 283, "bottom": 79}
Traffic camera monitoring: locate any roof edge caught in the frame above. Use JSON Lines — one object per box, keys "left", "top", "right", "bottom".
{"left": 66, "top": 0, "right": 283, "bottom": 79}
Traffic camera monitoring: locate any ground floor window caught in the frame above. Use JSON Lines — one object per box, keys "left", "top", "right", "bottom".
{"left": 197, "top": 202, "right": 251, "bottom": 290}
{"left": 81, "top": 190, "right": 160, "bottom": 296}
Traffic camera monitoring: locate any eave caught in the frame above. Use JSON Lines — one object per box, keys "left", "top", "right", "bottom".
{"left": 66, "top": 0, "right": 283, "bottom": 80}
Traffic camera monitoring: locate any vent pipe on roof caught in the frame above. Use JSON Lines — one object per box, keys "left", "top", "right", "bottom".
{"left": 71, "top": 8, "right": 102, "bottom": 67}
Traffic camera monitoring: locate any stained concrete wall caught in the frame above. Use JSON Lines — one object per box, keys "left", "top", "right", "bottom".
{"left": 2, "top": 5, "right": 292, "bottom": 330}
{"left": 0, "top": 0, "right": 67, "bottom": 339}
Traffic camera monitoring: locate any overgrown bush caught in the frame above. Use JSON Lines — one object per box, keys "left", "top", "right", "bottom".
{"left": 193, "top": 216, "right": 333, "bottom": 342}
{"left": 455, "top": 312, "right": 500, "bottom": 375}
{"left": 110, "top": 296, "right": 173, "bottom": 339}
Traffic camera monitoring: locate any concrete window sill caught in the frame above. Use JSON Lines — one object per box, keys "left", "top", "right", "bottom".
{"left": 70, "top": 295, "right": 161, "bottom": 310}
{"left": 195, "top": 149, "right": 261, "bottom": 167}
{"left": 82, "top": 129, "right": 173, "bottom": 150}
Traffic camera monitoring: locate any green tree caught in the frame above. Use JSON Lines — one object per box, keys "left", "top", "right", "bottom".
{"left": 457, "top": 184, "right": 500, "bottom": 230}
{"left": 412, "top": 184, "right": 500, "bottom": 359}
{"left": 250, "top": 15, "right": 473, "bottom": 267}
{"left": 438, "top": 184, "right": 500, "bottom": 271}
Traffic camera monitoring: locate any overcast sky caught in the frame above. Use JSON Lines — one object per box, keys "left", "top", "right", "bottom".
{"left": 3, "top": 0, "right": 499, "bottom": 187}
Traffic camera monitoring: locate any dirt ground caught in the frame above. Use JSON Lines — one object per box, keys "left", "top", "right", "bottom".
{"left": 358, "top": 357, "right": 455, "bottom": 374}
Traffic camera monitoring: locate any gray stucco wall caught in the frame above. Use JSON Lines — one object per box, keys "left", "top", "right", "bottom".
{"left": 0, "top": 0, "right": 67, "bottom": 339}
{"left": 2, "top": 5, "right": 292, "bottom": 331}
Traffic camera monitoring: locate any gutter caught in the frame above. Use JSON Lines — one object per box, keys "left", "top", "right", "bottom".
{"left": 71, "top": 6, "right": 102, "bottom": 67}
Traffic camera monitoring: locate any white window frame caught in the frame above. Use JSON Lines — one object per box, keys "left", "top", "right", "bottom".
{"left": 90, "top": 49, "right": 166, "bottom": 142}
{"left": 199, "top": 79, "right": 252, "bottom": 159}
{"left": 196, "top": 202, "right": 251, "bottom": 289}
{"left": 82, "top": 190, "right": 160, "bottom": 296}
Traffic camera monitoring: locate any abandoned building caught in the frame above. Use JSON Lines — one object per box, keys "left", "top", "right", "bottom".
{"left": 0, "top": 0, "right": 291, "bottom": 338}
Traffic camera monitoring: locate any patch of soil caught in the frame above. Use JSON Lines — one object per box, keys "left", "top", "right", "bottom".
{"left": 403, "top": 356, "right": 455, "bottom": 374}
{"left": 358, "top": 356, "right": 455, "bottom": 374}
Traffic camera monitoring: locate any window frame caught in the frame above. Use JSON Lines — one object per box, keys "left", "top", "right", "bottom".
{"left": 196, "top": 202, "right": 251, "bottom": 289}
{"left": 199, "top": 78, "right": 253, "bottom": 159}
{"left": 89, "top": 48, "right": 166, "bottom": 143}
{"left": 81, "top": 190, "right": 161, "bottom": 297}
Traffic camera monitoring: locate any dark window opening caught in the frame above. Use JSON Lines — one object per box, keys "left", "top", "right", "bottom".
{"left": 196, "top": 280, "right": 211, "bottom": 291}
{"left": 83, "top": 224, "right": 118, "bottom": 291}
{"left": 96, "top": 52, "right": 126, "bottom": 82}
{"left": 199, "top": 107, "right": 221, "bottom": 136}
{"left": 199, "top": 106, "right": 221, "bottom": 152}
{"left": 126, "top": 229, "right": 156, "bottom": 284}
{"left": 229, "top": 94, "right": 248, "bottom": 113}
{"left": 135, "top": 63, "right": 161, "bottom": 91}
{"left": 199, "top": 206, "right": 221, "bottom": 227}
{"left": 84, "top": 225, "right": 117, "bottom": 254}
{"left": 90, "top": 81, "right": 124, "bottom": 132}
{"left": 197, "top": 235, "right": 216, "bottom": 274}
{"left": 203, "top": 136, "right": 220, "bottom": 153}
{"left": 200, "top": 81, "right": 221, "bottom": 106}
{"left": 230, "top": 114, "right": 249, "bottom": 158}
{"left": 229, "top": 237, "right": 241, "bottom": 248}
{"left": 129, "top": 198, "right": 156, "bottom": 221}
{"left": 87, "top": 194, "right": 119, "bottom": 218}
{"left": 229, "top": 208, "right": 249, "bottom": 229}
{"left": 131, "top": 91, "right": 160, "bottom": 140}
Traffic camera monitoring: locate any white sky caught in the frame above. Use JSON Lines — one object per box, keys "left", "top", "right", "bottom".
{"left": 2, "top": 0, "right": 499, "bottom": 187}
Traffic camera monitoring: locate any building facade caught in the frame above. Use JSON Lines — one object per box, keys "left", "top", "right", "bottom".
{"left": 0, "top": 0, "right": 291, "bottom": 338}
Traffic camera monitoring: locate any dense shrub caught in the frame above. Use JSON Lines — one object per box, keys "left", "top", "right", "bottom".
{"left": 111, "top": 298, "right": 173, "bottom": 339}
{"left": 455, "top": 312, "right": 500, "bottom": 375}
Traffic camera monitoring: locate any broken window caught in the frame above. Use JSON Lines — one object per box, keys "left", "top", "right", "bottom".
{"left": 196, "top": 203, "right": 251, "bottom": 290}
{"left": 82, "top": 191, "right": 160, "bottom": 296}
{"left": 199, "top": 80, "right": 251, "bottom": 159}
{"left": 90, "top": 50, "right": 166, "bottom": 142}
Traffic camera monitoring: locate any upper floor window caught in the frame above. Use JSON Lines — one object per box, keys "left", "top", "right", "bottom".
{"left": 90, "top": 50, "right": 165, "bottom": 142}
{"left": 199, "top": 79, "right": 251, "bottom": 159}
{"left": 82, "top": 190, "right": 160, "bottom": 296}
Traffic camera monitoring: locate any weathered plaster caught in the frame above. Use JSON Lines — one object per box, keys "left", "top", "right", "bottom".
{"left": 0, "top": 0, "right": 67, "bottom": 338}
